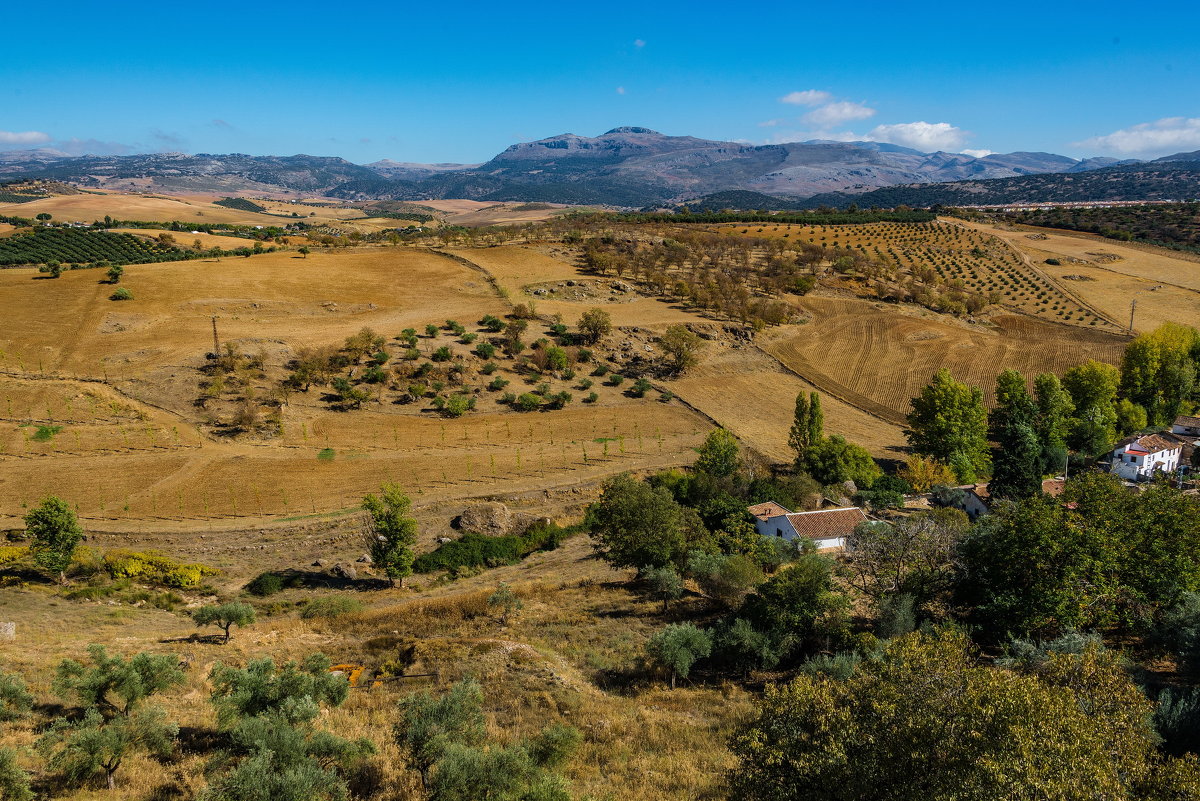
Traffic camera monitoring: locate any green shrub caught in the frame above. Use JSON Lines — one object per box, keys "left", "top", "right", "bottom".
{"left": 300, "top": 596, "right": 366, "bottom": 619}
{"left": 246, "top": 572, "right": 286, "bottom": 596}
{"left": 516, "top": 393, "right": 542, "bottom": 411}
{"left": 110, "top": 287, "right": 133, "bottom": 301}
{"left": 488, "top": 377, "right": 509, "bottom": 391}
{"left": 413, "top": 523, "right": 577, "bottom": 574}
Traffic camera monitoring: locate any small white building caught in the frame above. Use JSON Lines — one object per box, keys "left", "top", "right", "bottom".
{"left": 1111, "top": 434, "right": 1182, "bottom": 481}
{"left": 946, "top": 484, "right": 992, "bottom": 521}
{"left": 1172, "top": 415, "right": 1200, "bottom": 438}
{"left": 747, "top": 503, "right": 867, "bottom": 551}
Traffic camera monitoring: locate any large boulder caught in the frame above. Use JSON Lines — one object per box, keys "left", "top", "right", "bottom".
{"left": 453, "top": 502, "right": 518, "bottom": 537}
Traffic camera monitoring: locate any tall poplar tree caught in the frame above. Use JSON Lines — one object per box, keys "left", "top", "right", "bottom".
{"left": 990, "top": 371, "right": 1043, "bottom": 500}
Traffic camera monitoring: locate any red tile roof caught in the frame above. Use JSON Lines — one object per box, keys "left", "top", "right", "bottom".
{"left": 747, "top": 501, "right": 792, "bottom": 520}
{"left": 783, "top": 507, "right": 868, "bottom": 540}
{"left": 1129, "top": 434, "right": 1180, "bottom": 455}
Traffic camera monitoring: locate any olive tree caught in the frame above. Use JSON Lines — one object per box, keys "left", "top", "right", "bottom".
{"left": 193, "top": 602, "right": 257, "bottom": 643}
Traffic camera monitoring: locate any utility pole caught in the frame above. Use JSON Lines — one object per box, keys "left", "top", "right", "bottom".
{"left": 1129, "top": 285, "right": 1163, "bottom": 334}
{"left": 211, "top": 316, "right": 220, "bottom": 355}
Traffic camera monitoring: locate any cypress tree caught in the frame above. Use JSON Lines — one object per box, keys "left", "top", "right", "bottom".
{"left": 787, "top": 393, "right": 811, "bottom": 465}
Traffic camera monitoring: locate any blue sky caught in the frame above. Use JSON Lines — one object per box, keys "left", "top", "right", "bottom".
{"left": 3, "top": 1, "right": 1199, "bottom": 163}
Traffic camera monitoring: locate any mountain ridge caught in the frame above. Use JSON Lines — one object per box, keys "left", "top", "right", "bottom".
{"left": 0, "top": 127, "right": 1186, "bottom": 207}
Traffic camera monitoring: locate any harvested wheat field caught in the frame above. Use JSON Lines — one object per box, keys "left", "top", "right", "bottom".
{"left": 761, "top": 296, "right": 1128, "bottom": 420}
{"left": 670, "top": 342, "right": 908, "bottom": 462}
{"left": 958, "top": 220, "right": 1200, "bottom": 333}
{"left": 0, "top": 191, "right": 287, "bottom": 227}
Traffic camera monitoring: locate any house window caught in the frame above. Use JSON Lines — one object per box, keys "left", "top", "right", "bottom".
{"left": 775, "top": 528, "right": 783, "bottom": 538}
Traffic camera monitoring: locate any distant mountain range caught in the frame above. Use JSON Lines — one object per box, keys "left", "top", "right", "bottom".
{"left": 1, "top": 128, "right": 1195, "bottom": 208}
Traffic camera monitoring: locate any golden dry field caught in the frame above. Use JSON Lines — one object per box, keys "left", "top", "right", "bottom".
{"left": 957, "top": 219, "right": 1200, "bottom": 333}
{"left": 760, "top": 296, "right": 1127, "bottom": 425}
{"left": 0, "top": 192, "right": 287, "bottom": 226}
{"left": 0, "top": 244, "right": 716, "bottom": 528}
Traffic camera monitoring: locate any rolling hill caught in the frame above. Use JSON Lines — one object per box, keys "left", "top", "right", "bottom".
{"left": 0, "top": 127, "right": 1141, "bottom": 207}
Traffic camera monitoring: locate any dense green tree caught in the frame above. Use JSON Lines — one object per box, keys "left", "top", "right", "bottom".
{"left": 105, "top": 264, "right": 124, "bottom": 283}
{"left": 646, "top": 624, "right": 713, "bottom": 689}
{"left": 740, "top": 554, "right": 845, "bottom": 655}
{"left": 730, "top": 629, "right": 1192, "bottom": 801}
{"left": 1120, "top": 323, "right": 1200, "bottom": 425}
{"left": 1033, "top": 372, "right": 1074, "bottom": 473}
{"left": 958, "top": 474, "right": 1200, "bottom": 639}
{"left": 193, "top": 602, "right": 257, "bottom": 643}
{"left": 430, "top": 725, "right": 580, "bottom": 801}
{"left": 687, "top": 551, "right": 765, "bottom": 608}
{"left": 25, "top": 495, "right": 83, "bottom": 584}
{"left": 1062, "top": 360, "right": 1121, "bottom": 456}
{"left": 787, "top": 393, "right": 811, "bottom": 465}
{"left": 986, "top": 374, "right": 1042, "bottom": 500}
{"left": 802, "top": 435, "right": 882, "bottom": 489}
{"left": 694, "top": 428, "right": 740, "bottom": 478}
{"left": 589, "top": 474, "right": 708, "bottom": 570}
{"left": 203, "top": 709, "right": 375, "bottom": 801}
{"left": 1116, "top": 398, "right": 1149, "bottom": 435}
{"left": 905, "top": 369, "right": 990, "bottom": 482}
{"left": 712, "top": 618, "right": 781, "bottom": 677}
{"left": 38, "top": 706, "right": 176, "bottom": 791}
{"left": 362, "top": 483, "right": 418, "bottom": 587}
{"left": 53, "top": 644, "right": 184, "bottom": 714}
{"left": 787, "top": 392, "right": 824, "bottom": 466}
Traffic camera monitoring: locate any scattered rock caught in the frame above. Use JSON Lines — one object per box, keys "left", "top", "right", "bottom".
{"left": 357, "top": 554, "right": 373, "bottom": 564}
{"left": 436, "top": 536, "right": 453, "bottom": 544}
{"left": 312, "top": 559, "right": 329, "bottom": 568}
{"left": 330, "top": 563, "right": 357, "bottom": 581}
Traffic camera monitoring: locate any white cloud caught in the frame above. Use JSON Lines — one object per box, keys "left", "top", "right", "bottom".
{"left": 1075, "top": 117, "right": 1200, "bottom": 157}
{"left": 866, "top": 121, "right": 968, "bottom": 151}
{"left": 633, "top": 39, "right": 645, "bottom": 48}
{"left": 803, "top": 101, "right": 876, "bottom": 128}
{"left": 758, "top": 119, "right": 784, "bottom": 128}
{"left": 615, "top": 86, "right": 626, "bottom": 95}
{"left": 0, "top": 130, "right": 51, "bottom": 146}
{"left": 961, "top": 148, "right": 994, "bottom": 158}
{"left": 779, "top": 89, "right": 832, "bottom": 106}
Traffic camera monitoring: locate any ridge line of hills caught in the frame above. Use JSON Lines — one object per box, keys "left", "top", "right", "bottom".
{"left": 2, "top": 128, "right": 1197, "bottom": 208}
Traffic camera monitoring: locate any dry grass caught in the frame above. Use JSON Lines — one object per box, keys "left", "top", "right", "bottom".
{"left": 0, "top": 537, "right": 748, "bottom": 801}
{"left": 761, "top": 296, "right": 1127, "bottom": 421}
{"left": 958, "top": 220, "right": 1200, "bottom": 334}
{"left": 0, "top": 192, "right": 286, "bottom": 227}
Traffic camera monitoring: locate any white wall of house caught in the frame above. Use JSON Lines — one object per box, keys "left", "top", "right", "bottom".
{"left": 1112, "top": 445, "right": 1180, "bottom": 480}
{"left": 812, "top": 537, "right": 845, "bottom": 550}
{"left": 1173, "top": 422, "right": 1200, "bottom": 437}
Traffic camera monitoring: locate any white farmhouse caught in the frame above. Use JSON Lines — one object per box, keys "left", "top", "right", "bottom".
{"left": 1172, "top": 415, "right": 1200, "bottom": 438}
{"left": 747, "top": 502, "right": 867, "bottom": 551}
{"left": 1110, "top": 434, "right": 1182, "bottom": 481}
